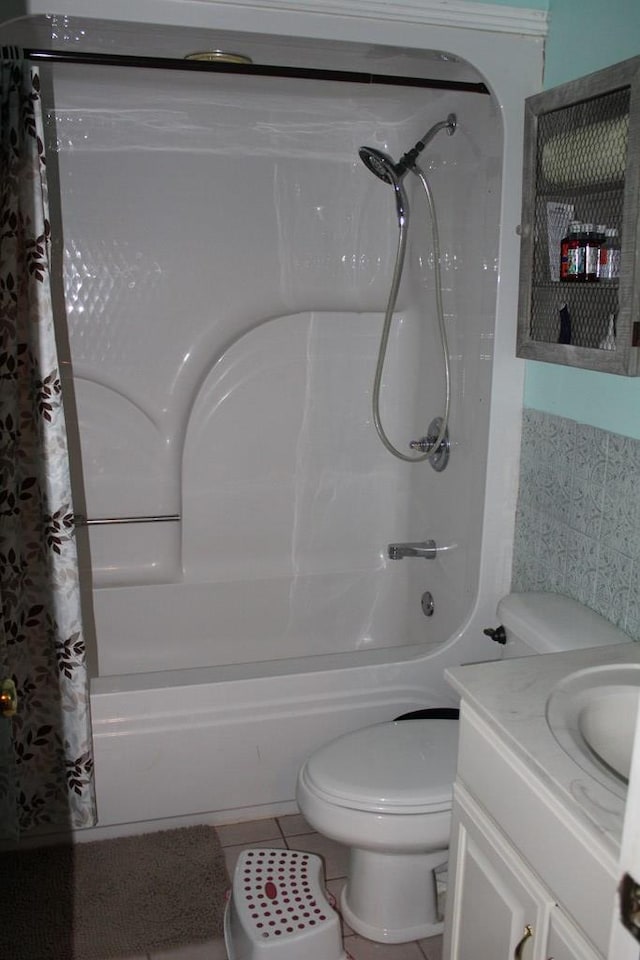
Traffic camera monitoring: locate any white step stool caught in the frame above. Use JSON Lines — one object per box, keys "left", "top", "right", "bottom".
{"left": 224, "top": 847, "right": 348, "bottom": 960}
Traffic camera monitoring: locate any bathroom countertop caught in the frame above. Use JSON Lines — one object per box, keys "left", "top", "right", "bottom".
{"left": 445, "top": 641, "right": 640, "bottom": 858}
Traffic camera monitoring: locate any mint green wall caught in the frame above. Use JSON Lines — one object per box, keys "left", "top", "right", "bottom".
{"left": 545, "top": 0, "right": 640, "bottom": 87}
{"left": 524, "top": 0, "right": 640, "bottom": 437}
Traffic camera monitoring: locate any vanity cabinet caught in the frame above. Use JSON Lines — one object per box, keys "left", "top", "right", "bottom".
{"left": 448, "top": 784, "right": 600, "bottom": 960}
{"left": 443, "top": 702, "right": 617, "bottom": 960}
{"left": 516, "top": 55, "right": 640, "bottom": 374}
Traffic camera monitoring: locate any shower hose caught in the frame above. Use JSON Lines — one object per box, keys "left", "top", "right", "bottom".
{"left": 372, "top": 165, "right": 451, "bottom": 463}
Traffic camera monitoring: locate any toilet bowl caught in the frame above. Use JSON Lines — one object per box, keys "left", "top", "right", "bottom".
{"left": 296, "top": 592, "right": 633, "bottom": 945}
{"left": 296, "top": 717, "right": 459, "bottom": 943}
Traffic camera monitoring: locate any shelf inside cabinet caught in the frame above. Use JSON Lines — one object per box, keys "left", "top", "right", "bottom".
{"left": 530, "top": 282, "right": 618, "bottom": 348}
{"left": 535, "top": 280, "right": 618, "bottom": 289}
{"left": 537, "top": 181, "right": 624, "bottom": 199}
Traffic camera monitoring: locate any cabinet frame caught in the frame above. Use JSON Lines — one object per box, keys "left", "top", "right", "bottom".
{"left": 516, "top": 56, "right": 640, "bottom": 375}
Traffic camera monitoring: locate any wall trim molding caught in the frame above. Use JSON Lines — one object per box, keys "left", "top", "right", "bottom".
{"left": 3, "top": 0, "right": 548, "bottom": 40}
{"left": 190, "top": 0, "right": 548, "bottom": 37}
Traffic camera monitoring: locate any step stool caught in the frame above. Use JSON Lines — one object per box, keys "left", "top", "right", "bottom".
{"left": 224, "top": 847, "right": 348, "bottom": 960}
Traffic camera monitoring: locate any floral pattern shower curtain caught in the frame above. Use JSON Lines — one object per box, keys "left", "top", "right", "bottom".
{"left": 0, "top": 48, "right": 96, "bottom": 836}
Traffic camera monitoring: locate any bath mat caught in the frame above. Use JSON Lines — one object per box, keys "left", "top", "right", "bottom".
{"left": 1, "top": 824, "right": 230, "bottom": 960}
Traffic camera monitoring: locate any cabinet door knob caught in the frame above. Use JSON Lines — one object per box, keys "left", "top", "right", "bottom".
{"left": 514, "top": 924, "right": 533, "bottom": 959}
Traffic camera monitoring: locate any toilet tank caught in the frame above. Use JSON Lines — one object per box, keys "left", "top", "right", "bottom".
{"left": 497, "top": 592, "right": 630, "bottom": 658}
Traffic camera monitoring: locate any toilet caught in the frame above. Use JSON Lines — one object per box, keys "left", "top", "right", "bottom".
{"left": 296, "top": 592, "right": 631, "bottom": 944}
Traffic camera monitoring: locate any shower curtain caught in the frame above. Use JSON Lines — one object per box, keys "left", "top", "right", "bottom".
{"left": 0, "top": 48, "right": 96, "bottom": 837}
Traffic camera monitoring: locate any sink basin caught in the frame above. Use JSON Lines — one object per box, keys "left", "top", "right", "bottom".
{"left": 546, "top": 663, "right": 640, "bottom": 798}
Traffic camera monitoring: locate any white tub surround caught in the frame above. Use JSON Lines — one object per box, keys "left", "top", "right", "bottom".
{"left": 444, "top": 643, "right": 640, "bottom": 958}
{"left": 1, "top": 2, "right": 544, "bottom": 831}
{"left": 51, "top": 67, "right": 501, "bottom": 675}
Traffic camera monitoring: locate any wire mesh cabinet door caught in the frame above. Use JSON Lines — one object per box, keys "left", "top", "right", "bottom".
{"left": 516, "top": 55, "right": 640, "bottom": 375}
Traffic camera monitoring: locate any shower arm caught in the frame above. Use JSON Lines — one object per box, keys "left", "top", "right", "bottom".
{"left": 394, "top": 115, "right": 457, "bottom": 178}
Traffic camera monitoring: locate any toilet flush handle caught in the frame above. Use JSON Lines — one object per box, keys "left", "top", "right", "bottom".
{"left": 483, "top": 625, "right": 507, "bottom": 645}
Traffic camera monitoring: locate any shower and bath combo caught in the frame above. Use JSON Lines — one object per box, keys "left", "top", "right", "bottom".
{"left": 359, "top": 113, "right": 457, "bottom": 470}
{"left": 361, "top": 114, "right": 457, "bottom": 568}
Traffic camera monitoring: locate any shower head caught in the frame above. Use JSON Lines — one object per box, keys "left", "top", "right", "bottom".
{"left": 359, "top": 146, "right": 409, "bottom": 224}
{"left": 358, "top": 145, "right": 399, "bottom": 185}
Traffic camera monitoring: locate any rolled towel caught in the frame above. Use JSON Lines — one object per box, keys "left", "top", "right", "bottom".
{"left": 541, "top": 114, "right": 628, "bottom": 185}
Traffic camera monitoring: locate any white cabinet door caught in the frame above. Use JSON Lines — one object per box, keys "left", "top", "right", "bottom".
{"left": 547, "top": 907, "right": 603, "bottom": 960}
{"left": 446, "top": 784, "right": 605, "bottom": 960}
{"left": 446, "top": 785, "right": 550, "bottom": 960}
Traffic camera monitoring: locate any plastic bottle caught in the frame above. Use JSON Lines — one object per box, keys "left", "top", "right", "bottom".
{"left": 560, "top": 221, "right": 584, "bottom": 281}
{"left": 599, "top": 228, "right": 621, "bottom": 280}
{"left": 583, "top": 223, "right": 603, "bottom": 282}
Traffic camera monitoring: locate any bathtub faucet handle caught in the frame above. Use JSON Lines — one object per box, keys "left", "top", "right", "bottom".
{"left": 409, "top": 418, "right": 450, "bottom": 473}
{"left": 409, "top": 437, "right": 435, "bottom": 452}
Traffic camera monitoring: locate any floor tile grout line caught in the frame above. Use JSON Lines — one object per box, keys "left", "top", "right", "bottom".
{"left": 276, "top": 815, "right": 288, "bottom": 846}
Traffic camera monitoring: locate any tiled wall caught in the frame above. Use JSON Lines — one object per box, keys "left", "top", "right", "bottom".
{"left": 512, "top": 408, "right": 640, "bottom": 639}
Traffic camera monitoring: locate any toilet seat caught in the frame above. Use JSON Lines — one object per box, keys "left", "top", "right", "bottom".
{"left": 302, "top": 719, "right": 458, "bottom": 815}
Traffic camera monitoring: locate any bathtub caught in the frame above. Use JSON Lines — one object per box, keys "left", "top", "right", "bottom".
{"left": 89, "top": 560, "right": 467, "bottom": 828}
{"left": 91, "top": 651, "right": 447, "bottom": 829}
{"left": 90, "top": 612, "right": 458, "bottom": 830}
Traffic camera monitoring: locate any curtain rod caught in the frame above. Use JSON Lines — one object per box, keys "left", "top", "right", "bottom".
{"left": 24, "top": 48, "right": 490, "bottom": 95}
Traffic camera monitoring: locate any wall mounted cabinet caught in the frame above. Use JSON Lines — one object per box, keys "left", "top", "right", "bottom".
{"left": 517, "top": 56, "right": 640, "bottom": 374}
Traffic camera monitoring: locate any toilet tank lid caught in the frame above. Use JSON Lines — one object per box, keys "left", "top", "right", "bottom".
{"left": 497, "top": 592, "right": 630, "bottom": 654}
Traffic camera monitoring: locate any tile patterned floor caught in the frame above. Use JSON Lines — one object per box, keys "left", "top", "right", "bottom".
{"left": 111, "top": 814, "right": 444, "bottom": 960}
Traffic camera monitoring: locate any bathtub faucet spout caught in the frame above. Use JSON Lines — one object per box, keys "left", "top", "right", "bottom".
{"left": 388, "top": 539, "right": 437, "bottom": 560}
